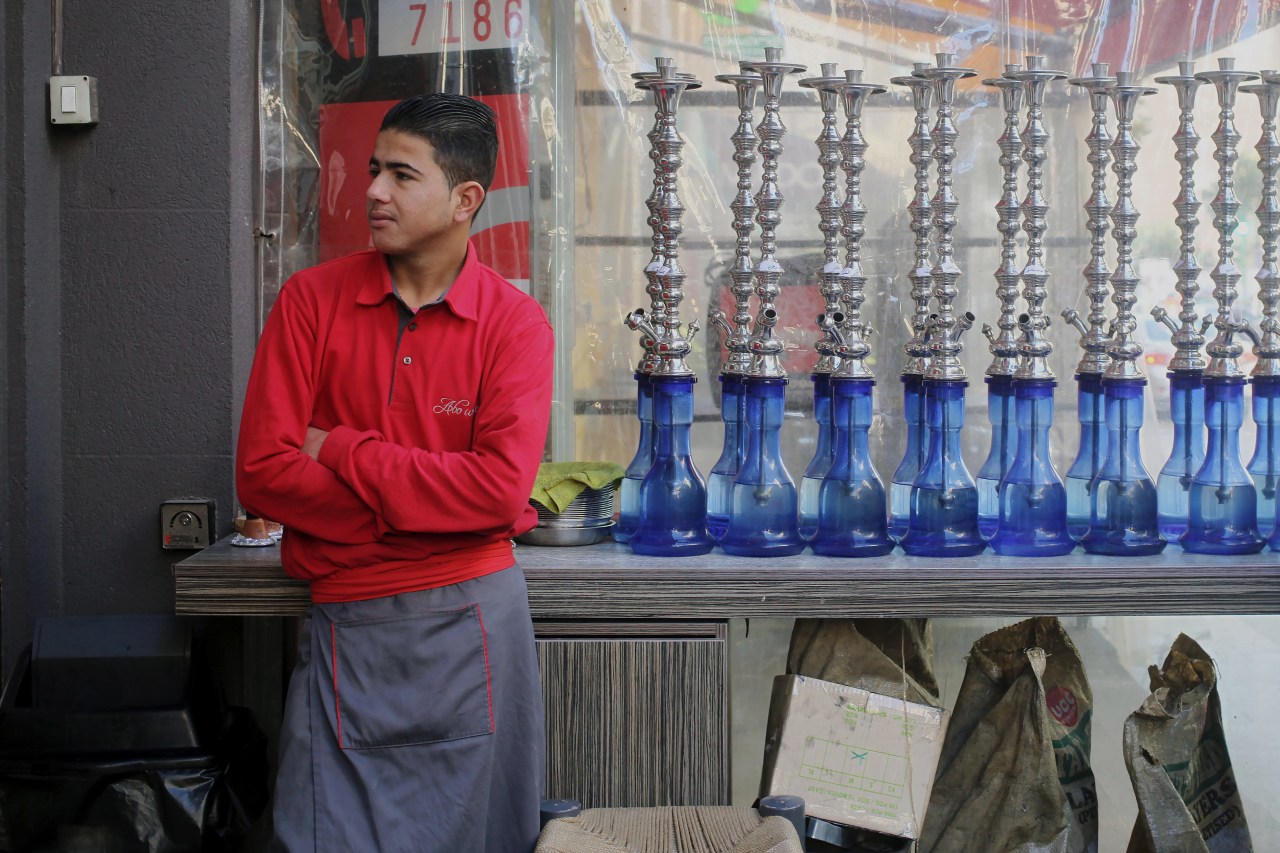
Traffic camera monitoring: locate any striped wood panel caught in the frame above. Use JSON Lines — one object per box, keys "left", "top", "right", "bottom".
{"left": 173, "top": 537, "right": 1280, "bottom": 618}
{"left": 536, "top": 627, "right": 728, "bottom": 809}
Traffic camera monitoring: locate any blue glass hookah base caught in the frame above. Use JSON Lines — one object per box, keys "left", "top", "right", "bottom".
{"left": 811, "top": 378, "right": 894, "bottom": 557}
{"left": 900, "top": 379, "right": 987, "bottom": 557}
{"left": 613, "top": 371, "right": 655, "bottom": 544}
{"left": 888, "top": 374, "right": 926, "bottom": 543}
{"left": 629, "top": 376, "right": 715, "bottom": 557}
{"left": 977, "top": 374, "right": 1017, "bottom": 542}
{"left": 1081, "top": 378, "right": 1165, "bottom": 556}
{"left": 706, "top": 374, "right": 748, "bottom": 541}
{"left": 798, "top": 373, "right": 835, "bottom": 543}
{"left": 1156, "top": 370, "right": 1205, "bottom": 541}
{"left": 1248, "top": 375, "right": 1280, "bottom": 540}
{"left": 1065, "top": 373, "right": 1106, "bottom": 543}
{"left": 1180, "top": 377, "right": 1264, "bottom": 555}
{"left": 720, "top": 377, "right": 805, "bottom": 557}
{"left": 989, "top": 378, "right": 1073, "bottom": 557}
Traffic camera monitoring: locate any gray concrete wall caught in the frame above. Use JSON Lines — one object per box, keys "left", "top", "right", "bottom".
{"left": 1, "top": 1, "right": 257, "bottom": 673}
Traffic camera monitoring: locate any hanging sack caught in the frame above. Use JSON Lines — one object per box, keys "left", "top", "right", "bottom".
{"left": 918, "top": 616, "right": 1097, "bottom": 853}
{"left": 1123, "top": 633, "right": 1252, "bottom": 853}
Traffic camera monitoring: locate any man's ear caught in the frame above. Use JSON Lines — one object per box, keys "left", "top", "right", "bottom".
{"left": 453, "top": 181, "right": 486, "bottom": 222}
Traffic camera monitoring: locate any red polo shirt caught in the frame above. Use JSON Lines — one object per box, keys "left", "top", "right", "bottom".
{"left": 235, "top": 243, "right": 554, "bottom": 602}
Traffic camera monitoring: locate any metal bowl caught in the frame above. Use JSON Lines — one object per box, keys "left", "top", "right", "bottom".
{"left": 516, "top": 523, "right": 612, "bottom": 547}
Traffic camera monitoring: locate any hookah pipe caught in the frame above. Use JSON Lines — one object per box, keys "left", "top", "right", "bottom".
{"left": 1241, "top": 70, "right": 1280, "bottom": 543}
{"left": 1150, "top": 61, "right": 1211, "bottom": 539}
{"left": 810, "top": 67, "right": 893, "bottom": 557}
{"left": 1179, "top": 58, "right": 1264, "bottom": 554}
{"left": 887, "top": 62, "right": 935, "bottom": 542}
{"left": 901, "top": 52, "right": 985, "bottom": 558}
{"left": 795, "top": 63, "right": 848, "bottom": 542}
{"left": 988, "top": 55, "right": 1073, "bottom": 556}
{"left": 1081, "top": 70, "right": 1166, "bottom": 556}
{"left": 705, "top": 68, "right": 762, "bottom": 541}
{"left": 1062, "top": 62, "right": 1117, "bottom": 542}
{"left": 976, "top": 63, "right": 1024, "bottom": 540}
{"left": 720, "top": 47, "right": 808, "bottom": 558}
{"left": 625, "top": 60, "right": 715, "bottom": 557}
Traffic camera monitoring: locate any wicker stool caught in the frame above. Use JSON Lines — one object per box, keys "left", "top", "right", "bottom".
{"left": 535, "top": 804, "right": 806, "bottom": 853}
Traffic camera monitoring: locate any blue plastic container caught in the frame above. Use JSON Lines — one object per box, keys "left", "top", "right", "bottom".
{"left": 706, "top": 374, "right": 747, "bottom": 541}
{"left": 990, "top": 378, "right": 1073, "bottom": 556}
{"left": 1081, "top": 378, "right": 1165, "bottom": 556}
{"left": 1248, "top": 375, "right": 1280, "bottom": 538}
{"left": 811, "top": 378, "right": 893, "bottom": 557}
{"left": 630, "top": 376, "right": 715, "bottom": 556}
{"left": 1156, "top": 370, "right": 1205, "bottom": 540}
{"left": 888, "top": 374, "right": 926, "bottom": 542}
{"left": 1180, "top": 377, "right": 1264, "bottom": 555}
{"left": 613, "top": 372, "right": 654, "bottom": 544}
{"left": 976, "top": 374, "right": 1017, "bottom": 541}
{"left": 798, "top": 373, "right": 834, "bottom": 542}
{"left": 1065, "top": 373, "right": 1107, "bottom": 543}
{"left": 720, "top": 378, "right": 805, "bottom": 557}
{"left": 900, "top": 380, "right": 986, "bottom": 557}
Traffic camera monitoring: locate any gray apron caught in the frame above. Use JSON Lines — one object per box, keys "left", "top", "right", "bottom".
{"left": 272, "top": 564, "right": 544, "bottom": 852}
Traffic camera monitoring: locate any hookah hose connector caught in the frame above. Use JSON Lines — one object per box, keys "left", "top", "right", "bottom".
{"left": 625, "top": 309, "right": 659, "bottom": 344}
{"left": 1236, "top": 320, "right": 1261, "bottom": 348}
{"left": 1062, "top": 307, "right": 1088, "bottom": 337}
{"left": 708, "top": 309, "right": 733, "bottom": 340}
{"left": 1151, "top": 305, "right": 1178, "bottom": 335}
{"left": 955, "top": 312, "right": 976, "bottom": 338}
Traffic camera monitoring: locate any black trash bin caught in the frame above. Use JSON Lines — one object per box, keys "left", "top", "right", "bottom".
{"left": 0, "top": 615, "right": 269, "bottom": 853}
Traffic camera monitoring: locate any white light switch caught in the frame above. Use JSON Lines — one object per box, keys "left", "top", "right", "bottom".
{"left": 49, "top": 76, "right": 98, "bottom": 125}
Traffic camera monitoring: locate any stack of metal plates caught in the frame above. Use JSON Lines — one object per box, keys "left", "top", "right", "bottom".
{"left": 518, "top": 485, "right": 615, "bottom": 546}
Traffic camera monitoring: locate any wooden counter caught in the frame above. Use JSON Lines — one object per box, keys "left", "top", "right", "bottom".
{"left": 174, "top": 536, "right": 1280, "bottom": 618}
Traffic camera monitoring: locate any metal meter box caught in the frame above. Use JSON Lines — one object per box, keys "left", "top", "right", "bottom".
{"left": 160, "top": 499, "right": 215, "bottom": 550}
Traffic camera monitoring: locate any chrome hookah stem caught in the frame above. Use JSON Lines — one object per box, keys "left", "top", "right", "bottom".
{"left": 918, "top": 53, "right": 978, "bottom": 381}
{"left": 1012, "top": 55, "right": 1068, "bottom": 380}
{"left": 1063, "top": 64, "right": 1117, "bottom": 375}
{"left": 636, "top": 62, "right": 702, "bottom": 377}
{"left": 832, "top": 69, "right": 887, "bottom": 380}
{"left": 711, "top": 69, "right": 761, "bottom": 377}
{"left": 1104, "top": 71, "right": 1158, "bottom": 379}
{"left": 891, "top": 63, "right": 935, "bottom": 376}
{"left": 982, "top": 64, "right": 1024, "bottom": 378}
{"left": 740, "top": 47, "right": 806, "bottom": 378}
{"left": 1198, "top": 58, "right": 1261, "bottom": 379}
{"left": 798, "top": 63, "right": 847, "bottom": 376}
{"left": 1152, "top": 62, "right": 1210, "bottom": 371}
{"left": 1246, "top": 72, "right": 1280, "bottom": 376}
{"left": 631, "top": 57, "right": 675, "bottom": 374}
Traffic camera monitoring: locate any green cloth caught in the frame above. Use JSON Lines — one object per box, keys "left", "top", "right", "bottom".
{"left": 531, "top": 461, "right": 624, "bottom": 514}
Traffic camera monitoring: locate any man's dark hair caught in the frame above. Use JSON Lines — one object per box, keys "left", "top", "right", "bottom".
{"left": 380, "top": 94, "right": 499, "bottom": 191}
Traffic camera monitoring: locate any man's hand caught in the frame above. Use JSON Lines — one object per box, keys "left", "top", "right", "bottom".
{"left": 303, "top": 427, "right": 330, "bottom": 461}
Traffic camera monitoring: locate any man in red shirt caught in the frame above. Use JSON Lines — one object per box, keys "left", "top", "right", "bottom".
{"left": 236, "top": 94, "right": 553, "bottom": 852}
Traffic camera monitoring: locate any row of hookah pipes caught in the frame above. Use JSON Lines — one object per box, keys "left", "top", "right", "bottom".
{"left": 1060, "top": 59, "right": 1280, "bottom": 555}
{"left": 612, "top": 50, "right": 1280, "bottom": 559}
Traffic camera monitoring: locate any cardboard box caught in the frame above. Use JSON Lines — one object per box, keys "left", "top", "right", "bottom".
{"left": 760, "top": 674, "right": 949, "bottom": 839}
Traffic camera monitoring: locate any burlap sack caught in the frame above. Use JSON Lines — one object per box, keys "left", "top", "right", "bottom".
{"left": 785, "top": 618, "right": 940, "bottom": 706}
{"left": 918, "top": 617, "right": 1097, "bottom": 853}
{"left": 1124, "top": 634, "right": 1252, "bottom": 853}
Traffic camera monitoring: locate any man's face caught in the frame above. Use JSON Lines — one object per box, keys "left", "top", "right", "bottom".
{"left": 366, "top": 130, "right": 461, "bottom": 256}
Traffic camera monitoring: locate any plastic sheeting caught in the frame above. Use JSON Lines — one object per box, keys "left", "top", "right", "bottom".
{"left": 258, "top": 0, "right": 1280, "bottom": 477}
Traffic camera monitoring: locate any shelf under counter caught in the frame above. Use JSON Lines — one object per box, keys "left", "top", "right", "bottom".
{"left": 172, "top": 536, "right": 1280, "bottom": 618}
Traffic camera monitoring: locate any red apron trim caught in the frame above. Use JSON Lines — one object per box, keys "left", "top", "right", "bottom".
{"left": 331, "top": 623, "right": 344, "bottom": 749}
{"left": 475, "top": 605, "right": 495, "bottom": 734}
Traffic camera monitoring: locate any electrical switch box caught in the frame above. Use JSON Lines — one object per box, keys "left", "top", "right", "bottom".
{"left": 161, "top": 499, "right": 215, "bottom": 550}
{"left": 49, "top": 76, "right": 98, "bottom": 126}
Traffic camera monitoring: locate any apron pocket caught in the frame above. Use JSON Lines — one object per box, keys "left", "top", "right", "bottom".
{"left": 330, "top": 604, "right": 493, "bottom": 749}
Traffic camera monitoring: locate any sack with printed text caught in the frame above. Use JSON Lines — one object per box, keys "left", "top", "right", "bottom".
{"left": 918, "top": 616, "right": 1097, "bottom": 853}
{"left": 1124, "top": 634, "right": 1251, "bottom": 853}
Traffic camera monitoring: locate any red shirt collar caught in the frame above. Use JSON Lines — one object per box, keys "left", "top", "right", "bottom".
{"left": 355, "top": 240, "right": 481, "bottom": 321}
